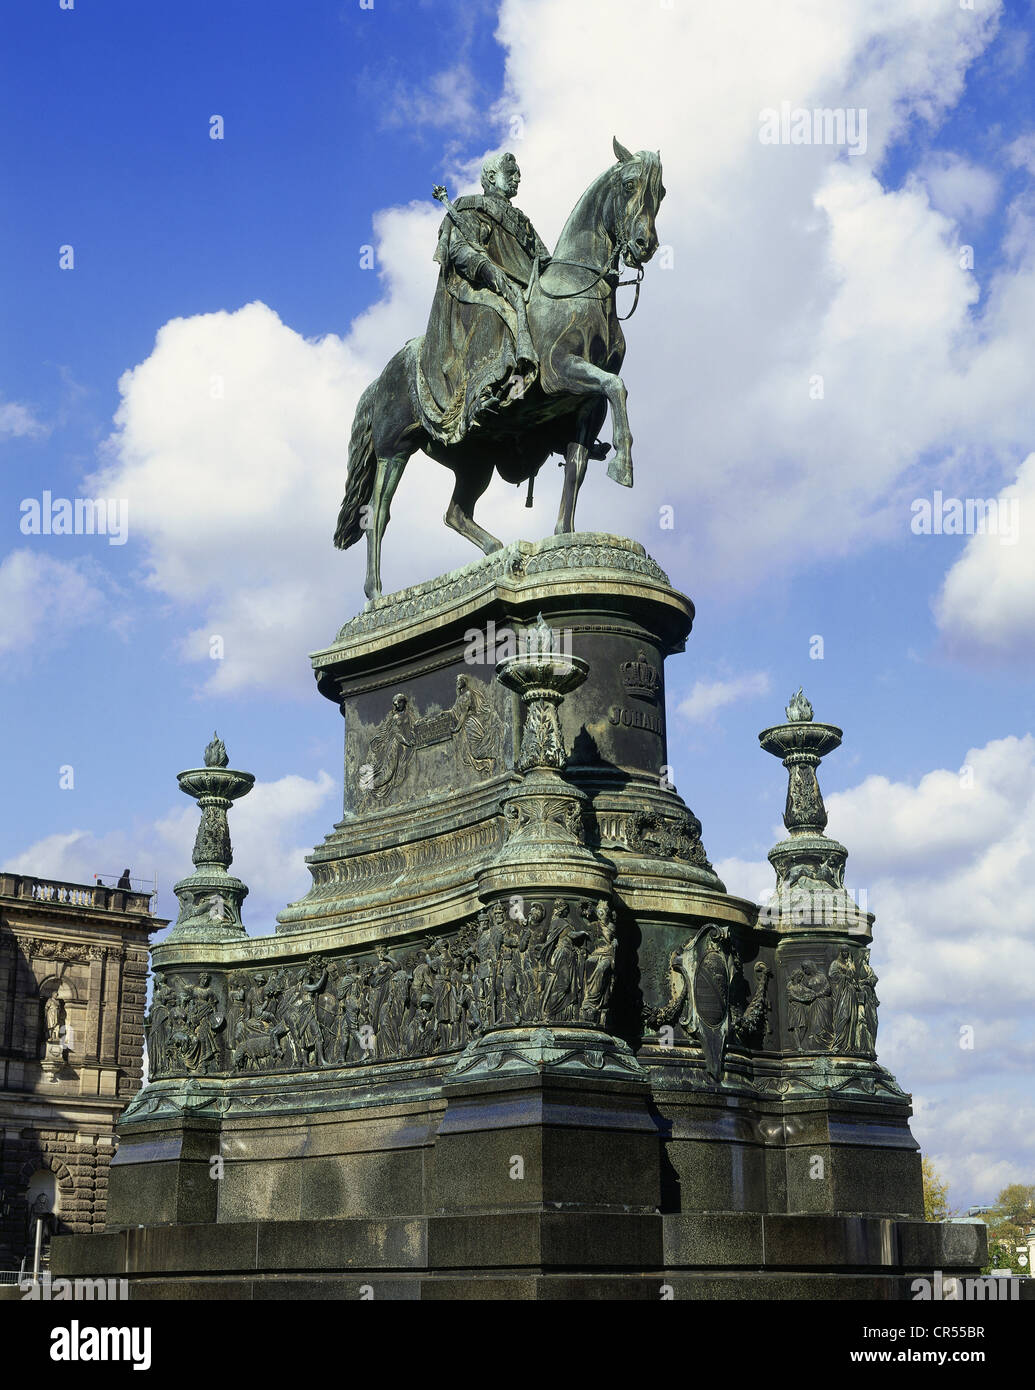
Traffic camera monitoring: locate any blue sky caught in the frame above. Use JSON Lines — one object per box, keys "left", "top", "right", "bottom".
{"left": 2, "top": 0, "right": 1033, "bottom": 1210}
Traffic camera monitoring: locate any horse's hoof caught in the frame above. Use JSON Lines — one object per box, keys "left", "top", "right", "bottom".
{"left": 607, "top": 454, "right": 634, "bottom": 487}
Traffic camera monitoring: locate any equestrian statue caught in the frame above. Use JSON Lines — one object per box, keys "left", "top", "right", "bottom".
{"left": 334, "top": 138, "right": 665, "bottom": 599}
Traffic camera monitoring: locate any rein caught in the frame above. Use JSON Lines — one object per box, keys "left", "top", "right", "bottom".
{"left": 533, "top": 249, "right": 645, "bottom": 320}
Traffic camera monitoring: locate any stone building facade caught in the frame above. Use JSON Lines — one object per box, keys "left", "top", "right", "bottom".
{"left": 0, "top": 872, "right": 158, "bottom": 1270}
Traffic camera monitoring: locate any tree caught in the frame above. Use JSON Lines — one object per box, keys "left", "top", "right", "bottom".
{"left": 992, "top": 1183, "right": 1035, "bottom": 1228}
{"left": 984, "top": 1183, "right": 1035, "bottom": 1273}
{"left": 921, "top": 1156, "right": 954, "bottom": 1222}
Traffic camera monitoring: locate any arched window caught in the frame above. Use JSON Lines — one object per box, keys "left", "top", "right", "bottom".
{"left": 25, "top": 1169, "right": 57, "bottom": 1213}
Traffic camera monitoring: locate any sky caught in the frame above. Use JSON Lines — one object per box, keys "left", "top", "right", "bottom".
{"left": 2, "top": 0, "right": 1034, "bottom": 1212}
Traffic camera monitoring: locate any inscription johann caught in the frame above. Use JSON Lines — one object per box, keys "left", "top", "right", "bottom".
{"left": 608, "top": 704, "right": 663, "bottom": 735}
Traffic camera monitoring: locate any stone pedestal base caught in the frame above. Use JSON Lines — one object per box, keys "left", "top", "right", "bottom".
{"left": 53, "top": 1210, "right": 988, "bottom": 1301}
{"left": 49, "top": 534, "right": 991, "bottom": 1299}
{"left": 54, "top": 1052, "right": 987, "bottom": 1299}
{"left": 432, "top": 1025, "right": 659, "bottom": 1215}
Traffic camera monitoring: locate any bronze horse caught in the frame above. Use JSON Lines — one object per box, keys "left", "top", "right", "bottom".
{"left": 334, "top": 139, "right": 665, "bottom": 599}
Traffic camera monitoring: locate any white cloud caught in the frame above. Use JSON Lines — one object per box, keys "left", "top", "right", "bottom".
{"left": 714, "top": 854, "right": 773, "bottom": 908}
{"left": 5, "top": 771, "right": 336, "bottom": 935}
{"left": 933, "top": 451, "right": 1035, "bottom": 661}
{"left": 381, "top": 64, "right": 482, "bottom": 135}
{"left": 0, "top": 550, "right": 109, "bottom": 657}
{"left": 1007, "top": 131, "right": 1035, "bottom": 175}
{"left": 90, "top": 259, "right": 492, "bottom": 694}
{"left": 913, "top": 151, "right": 999, "bottom": 222}
{"left": 677, "top": 670, "right": 771, "bottom": 722}
{"left": 0, "top": 398, "right": 47, "bottom": 438}
{"left": 828, "top": 735, "right": 1035, "bottom": 1202}
{"left": 916, "top": 1094, "right": 1035, "bottom": 1203}
{"left": 75, "top": 0, "right": 1035, "bottom": 696}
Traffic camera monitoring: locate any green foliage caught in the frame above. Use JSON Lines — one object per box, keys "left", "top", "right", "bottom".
{"left": 983, "top": 1182, "right": 1035, "bottom": 1273}
{"left": 992, "top": 1183, "right": 1035, "bottom": 1228}
{"left": 921, "top": 1156, "right": 954, "bottom": 1223}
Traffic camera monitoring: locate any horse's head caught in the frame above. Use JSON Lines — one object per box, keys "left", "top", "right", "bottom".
{"left": 610, "top": 137, "right": 665, "bottom": 270}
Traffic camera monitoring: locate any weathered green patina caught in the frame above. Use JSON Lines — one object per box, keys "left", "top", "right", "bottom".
{"left": 333, "top": 140, "right": 666, "bottom": 599}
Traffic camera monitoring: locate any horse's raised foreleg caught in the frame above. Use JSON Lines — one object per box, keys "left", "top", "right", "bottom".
{"left": 365, "top": 454, "right": 408, "bottom": 601}
{"left": 551, "top": 358, "right": 634, "bottom": 489}
{"left": 445, "top": 463, "right": 503, "bottom": 555}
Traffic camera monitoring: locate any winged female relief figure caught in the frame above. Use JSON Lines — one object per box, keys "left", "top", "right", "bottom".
{"left": 334, "top": 138, "right": 665, "bottom": 599}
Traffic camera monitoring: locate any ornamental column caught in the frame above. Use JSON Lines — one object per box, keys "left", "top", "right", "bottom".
{"left": 433, "top": 617, "right": 659, "bottom": 1222}
{"left": 167, "top": 734, "right": 254, "bottom": 943}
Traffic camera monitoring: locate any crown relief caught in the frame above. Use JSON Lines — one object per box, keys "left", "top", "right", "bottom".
{"left": 620, "top": 650, "right": 660, "bottom": 701}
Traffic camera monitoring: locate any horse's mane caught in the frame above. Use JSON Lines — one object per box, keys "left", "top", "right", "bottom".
{"left": 554, "top": 149, "right": 664, "bottom": 257}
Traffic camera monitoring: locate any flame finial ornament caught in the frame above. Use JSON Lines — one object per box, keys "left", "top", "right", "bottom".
{"left": 204, "top": 732, "right": 229, "bottom": 768}
{"left": 785, "top": 688, "right": 814, "bottom": 723}
{"left": 171, "top": 735, "right": 255, "bottom": 940}
{"left": 526, "top": 612, "right": 555, "bottom": 657}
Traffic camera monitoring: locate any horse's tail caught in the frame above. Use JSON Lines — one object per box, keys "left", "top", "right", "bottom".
{"left": 334, "top": 383, "right": 377, "bottom": 551}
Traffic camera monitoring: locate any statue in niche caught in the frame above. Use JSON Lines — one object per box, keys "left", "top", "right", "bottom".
{"left": 540, "top": 900, "right": 590, "bottom": 1022}
{"left": 787, "top": 960, "right": 834, "bottom": 1051}
{"left": 366, "top": 693, "right": 417, "bottom": 800}
{"left": 451, "top": 674, "right": 504, "bottom": 776}
{"left": 146, "top": 974, "right": 173, "bottom": 1077}
{"left": 44, "top": 993, "right": 64, "bottom": 1042}
{"left": 828, "top": 946, "right": 857, "bottom": 1052}
{"left": 174, "top": 973, "right": 225, "bottom": 1075}
{"left": 739, "top": 960, "right": 772, "bottom": 1045}
{"left": 855, "top": 948, "right": 879, "bottom": 1054}
{"left": 691, "top": 926, "right": 735, "bottom": 1080}
{"left": 525, "top": 901, "right": 549, "bottom": 1005}
{"left": 786, "top": 967, "right": 811, "bottom": 1052}
{"left": 580, "top": 902, "right": 617, "bottom": 1026}
{"left": 497, "top": 922, "right": 528, "bottom": 1024}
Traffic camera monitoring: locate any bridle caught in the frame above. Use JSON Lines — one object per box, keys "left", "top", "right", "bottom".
{"left": 531, "top": 173, "right": 650, "bottom": 321}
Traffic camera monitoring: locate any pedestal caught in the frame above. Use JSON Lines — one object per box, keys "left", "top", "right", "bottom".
{"left": 51, "top": 533, "right": 984, "bottom": 1298}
